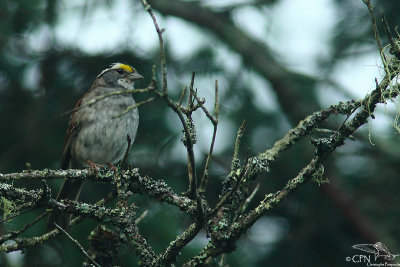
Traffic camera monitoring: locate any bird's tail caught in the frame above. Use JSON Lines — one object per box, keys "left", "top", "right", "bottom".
{"left": 46, "top": 179, "right": 84, "bottom": 231}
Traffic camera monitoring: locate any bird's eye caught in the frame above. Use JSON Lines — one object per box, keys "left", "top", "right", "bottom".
{"left": 116, "top": 68, "right": 124, "bottom": 75}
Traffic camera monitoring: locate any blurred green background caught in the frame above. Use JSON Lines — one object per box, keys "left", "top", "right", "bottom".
{"left": 1, "top": 0, "right": 400, "bottom": 266}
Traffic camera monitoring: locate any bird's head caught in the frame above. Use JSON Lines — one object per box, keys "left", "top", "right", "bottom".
{"left": 94, "top": 63, "right": 143, "bottom": 90}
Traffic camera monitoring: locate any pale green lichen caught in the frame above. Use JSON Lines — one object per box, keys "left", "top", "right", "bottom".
{"left": 1, "top": 197, "right": 16, "bottom": 220}
{"left": 311, "top": 164, "right": 329, "bottom": 186}
{"left": 376, "top": 41, "right": 400, "bottom": 133}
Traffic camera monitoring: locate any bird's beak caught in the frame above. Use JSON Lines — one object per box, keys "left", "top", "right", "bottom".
{"left": 129, "top": 72, "right": 144, "bottom": 80}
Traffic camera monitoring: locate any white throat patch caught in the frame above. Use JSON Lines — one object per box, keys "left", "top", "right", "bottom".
{"left": 117, "top": 78, "right": 134, "bottom": 90}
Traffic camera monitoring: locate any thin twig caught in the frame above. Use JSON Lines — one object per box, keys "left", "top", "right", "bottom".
{"left": 231, "top": 120, "right": 246, "bottom": 172}
{"left": 199, "top": 80, "right": 219, "bottom": 192}
{"left": 188, "top": 72, "right": 195, "bottom": 109}
{"left": 240, "top": 183, "right": 260, "bottom": 213}
{"left": 0, "top": 205, "right": 36, "bottom": 224}
{"left": 178, "top": 86, "right": 188, "bottom": 106}
{"left": 381, "top": 12, "right": 396, "bottom": 50}
{"left": 120, "top": 134, "right": 132, "bottom": 168}
{"left": 0, "top": 211, "right": 50, "bottom": 243}
{"left": 185, "top": 72, "right": 198, "bottom": 198}
{"left": 60, "top": 88, "right": 152, "bottom": 116}
{"left": 0, "top": 192, "right": 116, "bottom": 253}
{"left": 211, "top": 153, "right": 251, "bottom": 216}
{"left": 113, "top": 97, "right": 155, "bottom": 118}
{"left": 190, "top": 88, "right": 217, "bottom": 125}
{"left": 218, "top": 254, "right": 227, "bottom": 267}
{"left": 0, "top": 227, "right": 58, "bottom": 253}
{"left": 381, "top": 11, "right": 400, "bottom": 56}
{"left": 362, "top": 0, "right": 385, "bottom": 62}
{"left": 141, "top": 0, "right": 168, "bottom": 93}
{"left": 214, "top": 80, "right": 219, "bottom": 119}
{"left": 135, "top": 210, "right": 149, "bottom": 225}
{"left": 54, "top": 223, "right": 101, "bottom": 267}
{"left": 335, "top": 106, "right": 359, "bottom": 135}
{"left": 199, "top": 123, "right": 218, "bottom": 193}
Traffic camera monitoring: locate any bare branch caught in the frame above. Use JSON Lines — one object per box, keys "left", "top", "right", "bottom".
{"left": 240, "top": 183, "right": 260, "bottom": 214}
{"left": 54, "top": 223, "right": 101, "bottom": 267}
{"left": 199, "top": 81, "right": 219, "bottom": 192}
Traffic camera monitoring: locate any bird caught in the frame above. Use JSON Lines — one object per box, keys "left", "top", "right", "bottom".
{"left": 47, "top": 63, "right": 142, "bottom": 230}
{"left": 352, "top": 242, "right": 399, "bottom": 261}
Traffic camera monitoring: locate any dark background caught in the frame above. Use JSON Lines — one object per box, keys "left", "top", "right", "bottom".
{"left": 1, "top": 0, "right": 400, "bottom": 266}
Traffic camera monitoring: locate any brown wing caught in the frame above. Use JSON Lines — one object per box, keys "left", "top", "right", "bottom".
{"left": 61, "top": 98, "right": 83, "bottom": 169}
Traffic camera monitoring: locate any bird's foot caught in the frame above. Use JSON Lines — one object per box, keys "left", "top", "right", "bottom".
{"left": 106, "top": 163, "right": 118, "bottom": 172}
{"left": 85, "top": 160, "right": 103, "bottom": 176}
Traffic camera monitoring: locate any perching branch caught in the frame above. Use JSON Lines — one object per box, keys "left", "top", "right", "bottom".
{"left": 0, "top": 168, "right": 196, "bottom": 215}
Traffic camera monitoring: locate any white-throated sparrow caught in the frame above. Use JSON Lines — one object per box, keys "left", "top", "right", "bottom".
{"left": 47, "top": 63, "right": 142, "bottom": 230}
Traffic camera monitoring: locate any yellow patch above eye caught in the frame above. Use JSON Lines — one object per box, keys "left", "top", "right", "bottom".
{"left": 118, "top": 64, "right": 133, "bottom": 73}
